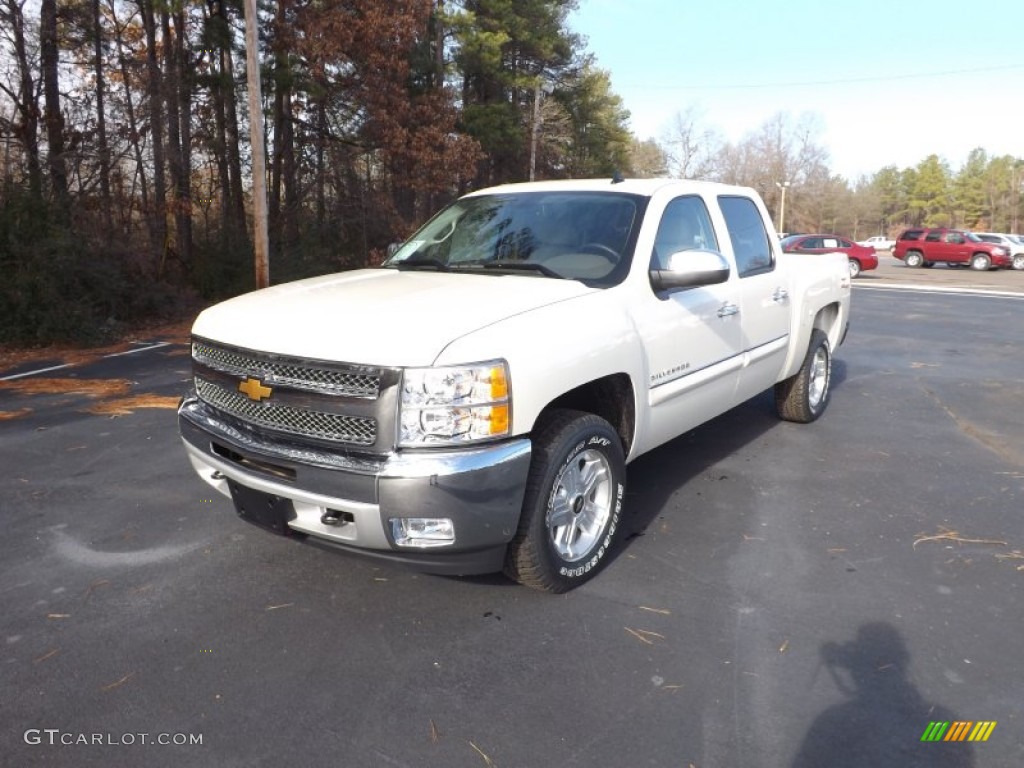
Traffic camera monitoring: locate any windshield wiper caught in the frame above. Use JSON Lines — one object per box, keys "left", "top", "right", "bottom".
{"left": 479, "top": 261, "right": 564, "bottom": 278}
{"left": 389, "top": 258, "right": 450, "bottom": 272}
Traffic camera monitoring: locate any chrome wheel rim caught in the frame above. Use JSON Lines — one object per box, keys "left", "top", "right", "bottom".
{"left": 808, "top": 347, "right": 829, "bottom": 407}
{"left": 849, "top": 260, "right": 860, "bottom": 277}
{"left": 547, "top": 449, "right": 613, "bottom": 562}
{"left": 1014, "top": 255, "right": 1024, "bottom": 270}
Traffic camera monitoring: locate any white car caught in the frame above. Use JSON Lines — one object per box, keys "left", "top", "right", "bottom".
{"left": 857, "top": 235, "right": 895, "bottom": 251}
{"left": 973, "top": 233, "right": 1024, "bottom": 270}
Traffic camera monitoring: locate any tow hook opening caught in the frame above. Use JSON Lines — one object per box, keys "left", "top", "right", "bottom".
{"left": 321, "top": 509, "right": 355, "bottom": 527}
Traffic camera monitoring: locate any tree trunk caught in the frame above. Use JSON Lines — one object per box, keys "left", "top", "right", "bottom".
{"left": 221, "top": 16, "right": 248, "bottom": 249}
{"left": 110, "top": 0, "right": 149, "bottom": 238}
{"left": 173, "top": 8, "right": 193, "bottom": 268}
{"left": 40, "top": 0, "right": 69, "bottom": 214}
{"left": 93, "top": 0, "right": 113, "bottom": 235}
{"left": 139, "top": 0, "right": 167, "bottom": 266}
{"left": 4, "top": 0, "right": 43, "bottom": 204}
{"left": 162, "top": 9, "right": 185, "bottom": 273}
{"left": 269, "top": 0, "right": 290, "bottom": 257}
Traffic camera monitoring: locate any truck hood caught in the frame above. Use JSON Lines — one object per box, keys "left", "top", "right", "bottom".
{"left": 191, "top": 268, "right": 597, "bottom": 367}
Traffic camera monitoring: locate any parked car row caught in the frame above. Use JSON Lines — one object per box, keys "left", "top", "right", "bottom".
{"left": 780, "top": 234, "right": 878, "bottom": 278}
{"left": 892, "top": 228, "right": 1024, "bottom": 271}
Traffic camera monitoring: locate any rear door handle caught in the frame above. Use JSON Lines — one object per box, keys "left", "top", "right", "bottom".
{"left": 717, "top": 302, "right": 739, "bottom": 318}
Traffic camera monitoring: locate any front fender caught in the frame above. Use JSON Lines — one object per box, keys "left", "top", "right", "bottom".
{"left": 433, "top": 290, "right": 645, "bottom": 442}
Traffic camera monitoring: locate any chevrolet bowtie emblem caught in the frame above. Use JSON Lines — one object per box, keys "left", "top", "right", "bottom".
{"left": 238, "top": 377, "right": 273, "bottom": 402}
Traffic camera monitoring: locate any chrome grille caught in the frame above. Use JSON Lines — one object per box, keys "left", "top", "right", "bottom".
{"left": 192, "top": 341, "right": 379, "bottom": 398}
{"left": 195, "top": 378, "right": 376, "bottom": 446}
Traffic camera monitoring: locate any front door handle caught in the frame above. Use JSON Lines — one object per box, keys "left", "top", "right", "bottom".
{"left": 772, "top": 288, "right": 789, "bottom": 303}
{"left": 717, "top": 302, "right": 739, "bottom": 318}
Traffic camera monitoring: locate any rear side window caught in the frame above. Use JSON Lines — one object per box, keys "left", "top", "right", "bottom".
{"left": 900, "top": 230, "right": 924, "bottom": 241}
{"left": 718, "top": 196, "right": 774, "bottom": 277}
{"left": 924, "top": 231, "right": 942, "bottom": 242}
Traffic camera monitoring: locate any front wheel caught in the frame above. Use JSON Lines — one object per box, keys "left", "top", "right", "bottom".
{"left": 970, "top": 253, "right": 991, "bottom": 271}
{"left": 775, "top": 329, "right": 832, "bottom": 424}
{"left": 504, "top": 410, "right": 626, "bottom": 593}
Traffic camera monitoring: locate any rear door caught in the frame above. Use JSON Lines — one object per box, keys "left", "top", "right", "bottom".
{"left": 717, "top": 195, "right": 792, "bottom": 402}
{"left": 943, "top": 231, "right": 970, "bottom": 263}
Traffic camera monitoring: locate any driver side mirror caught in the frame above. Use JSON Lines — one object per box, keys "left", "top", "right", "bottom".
{"left": 650, "top": 249, "right": 731, "bottom": 294}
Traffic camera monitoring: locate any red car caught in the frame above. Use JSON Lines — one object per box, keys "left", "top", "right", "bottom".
{"left": 780, "top": 234, "right": 878, "bottom": 278}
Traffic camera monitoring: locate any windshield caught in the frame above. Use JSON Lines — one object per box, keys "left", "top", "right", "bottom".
{"left": 383, "top": 191, "right": 644, "bottom": 285}
{"left": 965, "top": 232, "right": 983, "bottom": 243}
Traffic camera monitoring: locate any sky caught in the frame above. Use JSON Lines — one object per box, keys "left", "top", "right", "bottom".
{"left": 567, "top": 0, "right": 1024, "bottom": 180}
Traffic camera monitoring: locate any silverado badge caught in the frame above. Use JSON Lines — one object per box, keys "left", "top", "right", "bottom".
{"left": 238, "top": 377, "right": 273, "bottom": 402}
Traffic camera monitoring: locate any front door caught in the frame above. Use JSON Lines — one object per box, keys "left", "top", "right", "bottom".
{"left": 634, "top": 194, "right": 744, "bottom": 453}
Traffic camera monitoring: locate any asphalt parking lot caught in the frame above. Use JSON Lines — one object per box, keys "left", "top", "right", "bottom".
{"left": 1, "top": 272, "right": 1022, "bottom": 767}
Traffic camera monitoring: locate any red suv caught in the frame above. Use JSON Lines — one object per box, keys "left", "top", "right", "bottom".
{"left": 893, "top": 228, "right": 1011, "bottom": 270}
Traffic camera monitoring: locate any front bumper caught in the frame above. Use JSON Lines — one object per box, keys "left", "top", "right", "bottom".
{"left": 178, "top": 395, "right": 532, "bottom": 575}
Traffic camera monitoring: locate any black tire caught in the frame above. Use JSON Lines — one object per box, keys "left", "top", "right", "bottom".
{"left": 504, "top": 409, "right": 626, "bottom": 593}
{"left": 970, "top": 253, "right": 991, "bottom": 271}
{"left": 848, "top": 258, "right": 861, "bottom": 278}
{"left": 775, "top": 329, "right": 832, "bottom": 424}
{"left": 922, "top": 261, "right": 935, "bottom": 268}
{"left": 904, "top": 250, "right": 924, "bottom": 268}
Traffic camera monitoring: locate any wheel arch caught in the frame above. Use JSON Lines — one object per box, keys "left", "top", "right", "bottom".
{"left": 538, "top": 373, "right": 636, "bottom": 457}
{"left": 813, "top": 301, "right": 845, "bottom": 353}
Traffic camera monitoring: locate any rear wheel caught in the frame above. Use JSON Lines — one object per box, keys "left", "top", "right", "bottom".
{"left": 1013, "top": 254, "right": 1024, "bottom": 271}
{"left": 970, "top": 253, "right": 991, "bottom": 271}
{"left": 775, "top": 329, "right": 832, "bottom": 424}
{"left": 904, "top": 250, "right": 924, "bottom": 268}
{"left": 848, "top": 259, "right": 861, "bottom": 278}
{"left": 922, "top": 261, "right": 935, "bottom": 268}
{"left": 504, "top": 410, "right": 626, "bottom": 592}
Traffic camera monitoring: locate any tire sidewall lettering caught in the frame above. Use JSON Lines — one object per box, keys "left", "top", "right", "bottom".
{"left": 558, "top": 479, "right": 624, "bottom": 580}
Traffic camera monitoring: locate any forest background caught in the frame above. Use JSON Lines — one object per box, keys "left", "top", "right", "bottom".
{"left": 3, "top": 0, "right": 1022, "bottom": 344}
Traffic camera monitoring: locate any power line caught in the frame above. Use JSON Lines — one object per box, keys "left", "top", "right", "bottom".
{"left": 625, "top": 63, "right": 1024, "bottom": 91}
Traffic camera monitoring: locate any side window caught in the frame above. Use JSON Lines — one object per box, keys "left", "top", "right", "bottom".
{"left": 802, "top": 237, "right": 822, "bottom": 249}
{"left": 718, "top": 195, "right": 774, "bottom": 277}
{"left": 924, "top": 231, "right": 942, "bottom": 242}
{"left": 945, "top": 232, "right": 964, "bottom": 244}
{"left": 822, "top": 238, "right": 840, "bottom": 249}
{"left": 650, "top": 196, "right": 719, "bottom": 269}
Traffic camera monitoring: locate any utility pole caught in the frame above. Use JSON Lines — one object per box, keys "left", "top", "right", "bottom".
{"left": 775, "top": 180, "right": 791, "bottom": 234}
{"left": 244, "top": 0, "right": 270, "bottom": 288}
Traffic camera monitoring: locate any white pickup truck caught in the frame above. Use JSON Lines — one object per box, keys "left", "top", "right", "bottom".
{"left": 178, "top": 178, "right": 851, "bottom": 592}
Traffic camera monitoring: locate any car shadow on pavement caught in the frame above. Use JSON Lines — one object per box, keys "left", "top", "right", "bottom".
{"left": 620, "top": 356, "right": 848, "bottom": 556}
{"left": 791, "top": 622, "right": 974, "bottom": 768}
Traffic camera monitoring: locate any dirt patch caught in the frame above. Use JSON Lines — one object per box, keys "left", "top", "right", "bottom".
{"left": 0, "top": 408, "right": 33, "bottom": 421}
{"left": 86, "top": 395, "right": 182, "bottom": 416}
{"left": 0, "top": 378, "right": 133, "bottom": 398}
{"left": 0, "top": 317, "right": 195, "bottom": 372}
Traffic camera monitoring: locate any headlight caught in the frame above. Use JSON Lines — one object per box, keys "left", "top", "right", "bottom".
{"left": 399, "top": 361, "right": 510, "bottom": 446}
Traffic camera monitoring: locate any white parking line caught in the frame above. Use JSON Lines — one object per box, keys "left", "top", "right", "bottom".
{"left": 0, "top": 341, "right": 173, "bottom": 382}
{"left": 854, "top": 283, "right": 1024, "bottom": 300}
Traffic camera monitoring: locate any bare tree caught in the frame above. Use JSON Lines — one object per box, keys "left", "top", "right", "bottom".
{"left": 660, "top": 106, "right": 721, "bottom": 180}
